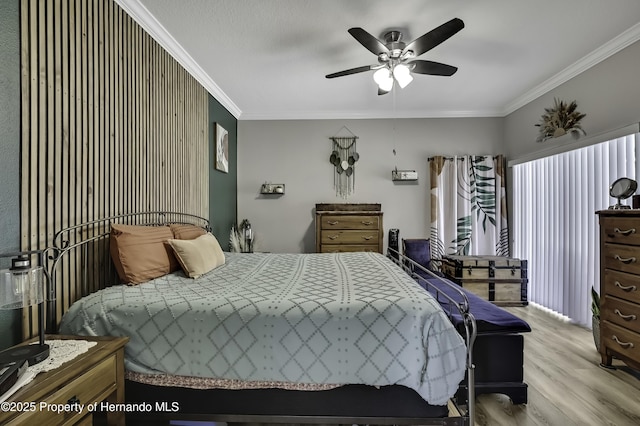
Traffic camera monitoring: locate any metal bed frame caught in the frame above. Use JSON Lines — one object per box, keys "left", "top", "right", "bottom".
{"left": 41, "top": 212, "right": 477, "bottom": 425}
{"left": 387, "top": 248, "right": 477, "bottom": 423}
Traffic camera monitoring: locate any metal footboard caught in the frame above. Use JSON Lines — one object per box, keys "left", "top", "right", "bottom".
{"left": 388, "top": 248, "right": 477, "bottom": 426}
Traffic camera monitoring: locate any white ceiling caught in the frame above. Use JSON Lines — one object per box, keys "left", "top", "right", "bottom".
{"left": 122, "top": 0, "right": 640, "bottom": 120}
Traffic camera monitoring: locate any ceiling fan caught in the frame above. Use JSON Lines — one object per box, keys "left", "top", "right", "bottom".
{"left": 326, "top": 18, "right": 464, "bottom": 95}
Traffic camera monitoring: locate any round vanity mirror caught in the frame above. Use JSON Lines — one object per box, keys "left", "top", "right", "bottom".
{"left": 609, "top": 177, "right": 637, "bottom": 209}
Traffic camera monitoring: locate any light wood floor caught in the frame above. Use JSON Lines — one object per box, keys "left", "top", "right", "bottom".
{"left": 473, "top": 305, "right": 640, "bottom": 426}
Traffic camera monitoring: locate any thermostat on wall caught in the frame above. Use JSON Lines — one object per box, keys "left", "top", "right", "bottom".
{"left": 391, "top": 169, "right": 418, "bottom": 181}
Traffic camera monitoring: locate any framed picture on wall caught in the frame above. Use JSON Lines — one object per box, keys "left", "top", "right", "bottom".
{"left": 215, "top": 123, "right": 229, "bottom": 173}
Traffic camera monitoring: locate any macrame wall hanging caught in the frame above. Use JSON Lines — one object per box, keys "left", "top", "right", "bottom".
{"left": 329, "top": 127, "right": 359, "bottom": 198}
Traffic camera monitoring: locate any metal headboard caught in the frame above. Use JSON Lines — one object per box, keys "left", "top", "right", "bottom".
{"left": 387, "top": 248, "right": 477, "bottom": 426}
{"left": 43, "top": 211, "right": 211, "bottom": 334}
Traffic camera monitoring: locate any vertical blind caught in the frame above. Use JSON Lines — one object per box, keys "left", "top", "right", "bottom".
{"left": 512, "top": 133, "right": 639, "bottom": 327}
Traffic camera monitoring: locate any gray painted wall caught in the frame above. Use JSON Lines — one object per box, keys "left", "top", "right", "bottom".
{"left": 209, "top": 95, "right": 238, "bottom": 248}
{"left": 0, "top": 0, "right": 22, "bottom": 350}
{"left": 238, "top": 117, "right": 503, "bottom": 253}
{"left": 239, "top": 40, "right": 640, "bottom": 255}
{"left": 504, "top": 40, "right": 640, "bottom": 161}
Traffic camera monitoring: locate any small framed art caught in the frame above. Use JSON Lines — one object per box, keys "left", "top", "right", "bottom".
{"left": 214, "top": 123, "right": 229, "bottom": 173}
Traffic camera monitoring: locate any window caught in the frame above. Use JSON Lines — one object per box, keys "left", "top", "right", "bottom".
{"left": 512, "top": 133, "right": 639, "bottom": 326}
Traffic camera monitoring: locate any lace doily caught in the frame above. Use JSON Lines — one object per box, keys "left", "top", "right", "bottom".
{"left": 29, "top": 339, "right": 98, "bottom": 375}
{"left": 1, "top": 339, "right": 98, "bottom": 403}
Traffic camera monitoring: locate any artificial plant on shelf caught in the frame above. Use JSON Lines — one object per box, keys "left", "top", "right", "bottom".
{"left": 535, "top": 98, "right": 586, "bottom": 143}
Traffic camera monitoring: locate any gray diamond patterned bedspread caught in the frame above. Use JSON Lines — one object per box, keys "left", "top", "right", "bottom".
{"left": 59, "top": 251, "right": 466, "bottom": 405}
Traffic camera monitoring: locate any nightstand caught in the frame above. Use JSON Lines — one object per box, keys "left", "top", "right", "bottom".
{"left": 0, "top": 335, "right": 128, "bottom": 426}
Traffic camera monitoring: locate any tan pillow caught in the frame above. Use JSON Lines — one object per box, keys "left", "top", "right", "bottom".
{"left": 110, "top": 224, "right": 178, "bottom": 285}
{"left": 167, "top": 233, "right": 225, "bottom": 278}
{"left": 170, "top": 223, "right": 207, "bottom": 240}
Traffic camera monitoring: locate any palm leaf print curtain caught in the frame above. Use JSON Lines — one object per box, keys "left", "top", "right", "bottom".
{"left": 429, "top": 155, "right": 509, "bottom": 264}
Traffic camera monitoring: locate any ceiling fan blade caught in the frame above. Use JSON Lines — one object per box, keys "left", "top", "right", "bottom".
{"left": 348, "top": 28, "right": 390, "bottom": 55}
{"left": 409, "top": 60, "right": 458, "bottom": 76}
{"left": 326, "top": 65, "right": 373, "bottom": 79}
{"left": 404, "top": 18, "right": 464, "bottom": 57}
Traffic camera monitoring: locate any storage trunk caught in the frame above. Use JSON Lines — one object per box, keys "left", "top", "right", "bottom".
{"left": 442, "top": 255, "right": 528, "bottom": 306}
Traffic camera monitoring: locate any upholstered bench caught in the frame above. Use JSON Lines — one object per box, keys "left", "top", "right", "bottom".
{"left": 403, "top": 239, "right": 531, "bottom": 404}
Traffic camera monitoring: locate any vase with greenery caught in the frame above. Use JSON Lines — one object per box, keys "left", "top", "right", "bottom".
{"left": 591, "top": 286, "right": 601, "bottom": 351}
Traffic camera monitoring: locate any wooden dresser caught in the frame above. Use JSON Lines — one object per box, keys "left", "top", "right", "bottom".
{"left": 597, "top": 210, "right": 640, "bottom": 370}
{"left": 315, "top": 203, "right": 383, "bottom": 253}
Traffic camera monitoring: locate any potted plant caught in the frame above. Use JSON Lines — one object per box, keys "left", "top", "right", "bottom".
{"left": 591, "top": 286, "right": 600, "bottom": 351}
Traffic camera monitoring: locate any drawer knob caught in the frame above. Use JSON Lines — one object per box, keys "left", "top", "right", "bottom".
{"left": 361, "top": 220, "right": 373, "bottom": 226}
{"left": 362, "top": 236, "right": 373, "bottom": 240}
{"left": 327, "top": 235, "right": 339, "bottom": 240}
{"left": 614, "top": 227, "right": 636, "bottom": 236}
{"left": 327, "top": 220, "right": 339, "bottom": 225}
{"left": 67, "top": 395, "right": 80, "bottom": 405}
{"left": 614, "top": 254, "right": 637, "bottom": 264}
{"left": 612, "top": 335, "right": 635, "bottom": 349}
{"left": 614, "top": 281, "right": 637, "bottom": 292}
{"left": 614, "top": 308, "right": 637, "bottom": 321}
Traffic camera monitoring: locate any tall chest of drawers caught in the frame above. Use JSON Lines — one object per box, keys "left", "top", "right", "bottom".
{"left": 315, "top": 203, "right": 383, "bottom": 253}
{"left": 597, "top": 210, "right": 640, "bottom": 370}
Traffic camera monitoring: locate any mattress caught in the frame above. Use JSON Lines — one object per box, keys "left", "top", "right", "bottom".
{"left": 59, "top": 251, "right": 466, "bottom": 405}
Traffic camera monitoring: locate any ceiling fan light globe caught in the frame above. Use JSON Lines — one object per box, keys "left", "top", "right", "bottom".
{"left": 396, "top": 73, "right": 413, "bottom": 88}
{"left": 373, "top": 67, "right": 391, "bottom": 85}
{"left": 379, "top": 79, "right": 394, "bottom": 92}
{"left": 393, "top": 64, "right": 413, "bottom": 88}
{"left": 378, "top": 76, "right": 394, "bottom": 92}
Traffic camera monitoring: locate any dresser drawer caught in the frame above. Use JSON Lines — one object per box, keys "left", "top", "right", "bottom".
{"left": 603, "top": 269, "right": 640, "bottom": 304}
{"left": 320, "top": 244, "right": 379, "bottom": 253}
{"left": 320, "top": 215, "right": 380, "bottom": 230}
{"left": 601, "top": 321, "right": 640, "bottom": 364}
{"left": 6, "top": 355, "right": 116, "bottom": 426}
{"left": 321, "top": 230, "right": 379, "bottom": 245}
{"left": 603, "top": 243, "right": 640, "bottom": 275}
{"left": 601, "top": 217, "right": 640, "bottom": 246}
{"left": 602, "top": 295, "right": 640, "bottom": 334}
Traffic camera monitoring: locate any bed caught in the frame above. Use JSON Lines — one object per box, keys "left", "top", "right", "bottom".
{"left": 44, "top": 212, "right": 477, "bottom": 425}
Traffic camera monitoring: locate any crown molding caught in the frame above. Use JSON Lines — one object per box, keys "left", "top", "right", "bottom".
{"left": 238, "top": 108, "right": 504, "bottom": 121}
{"left": 115, "top": 0, "right": 242, "bottom": 119}
{"left": 503, "top": 23, "right": 640, "bottom": 116}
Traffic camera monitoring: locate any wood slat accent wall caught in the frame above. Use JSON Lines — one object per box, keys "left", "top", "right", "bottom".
{"left": 20, "top": 0, "right": 209, "bottom": 338}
